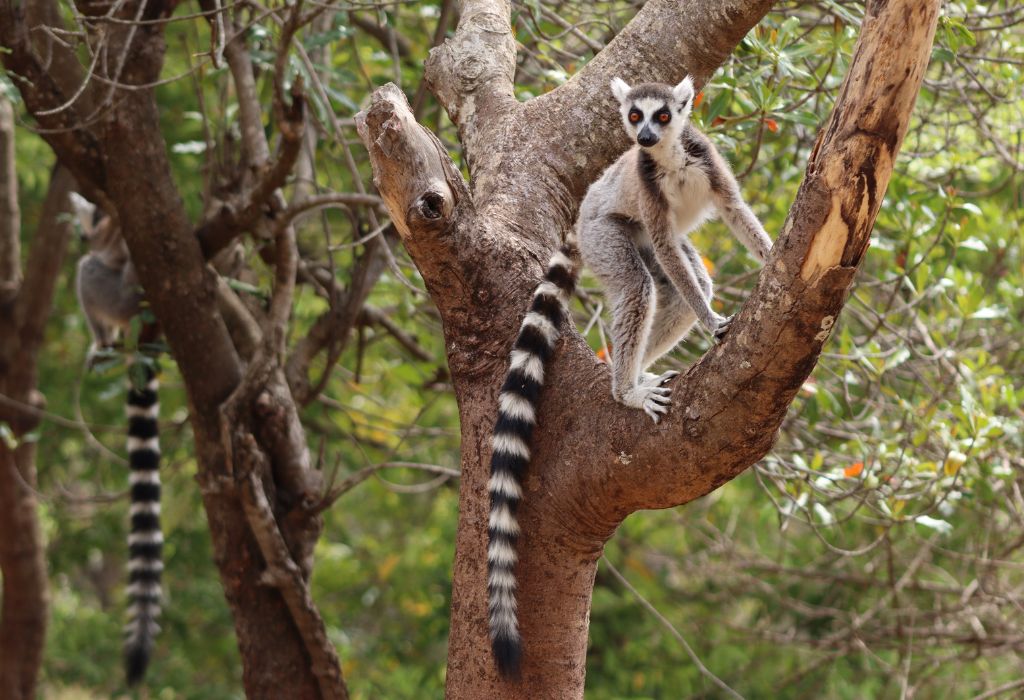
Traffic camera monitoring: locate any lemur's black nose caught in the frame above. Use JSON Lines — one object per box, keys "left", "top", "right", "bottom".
{"left": 637, "top": 129, "right": 658, "bottom": 147}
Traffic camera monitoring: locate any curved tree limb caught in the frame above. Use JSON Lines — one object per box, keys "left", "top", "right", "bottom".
{"left": 587, "top": 0, "right": 941, "bottom": 515}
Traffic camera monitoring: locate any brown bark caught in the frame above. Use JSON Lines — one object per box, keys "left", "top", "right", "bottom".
{"left": 0, "top": 165, "right": 75, "bottom": 700}
{"left": 360, "top": 0, "right": 940, "bottom": 696}
{"left": 0, "top": 98, "right": 18, "bottom": 300}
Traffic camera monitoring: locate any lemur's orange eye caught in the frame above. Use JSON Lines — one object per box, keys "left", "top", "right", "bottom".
{"left": 658, "top": 112, "right": 670, "bottom": 123}
{"left": 628, "top": 111, "right": 641, "bottom": 124}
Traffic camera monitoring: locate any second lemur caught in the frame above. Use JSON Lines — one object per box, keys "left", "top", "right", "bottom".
{"left": 73, "top": 194, "right": 163, "bottom": 686}
{"left": 487, "top": 76, "right": 774, "bottom": 675}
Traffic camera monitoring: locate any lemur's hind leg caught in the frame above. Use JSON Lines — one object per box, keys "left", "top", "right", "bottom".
{"left": 642, "top": 285, "right": 697, "bottom": 370}
{"left": 637, "top": 237, "right": 710, "bottom": 370}
{"left": 581, "top": 216, "right": 671, "bottom": 422}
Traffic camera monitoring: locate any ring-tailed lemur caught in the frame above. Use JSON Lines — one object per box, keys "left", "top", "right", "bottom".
{"left": 487, "top": 76, "right": 773, "bottom": 675}
{"left": 73, "top": 194, "right": 163, "bottom": 685}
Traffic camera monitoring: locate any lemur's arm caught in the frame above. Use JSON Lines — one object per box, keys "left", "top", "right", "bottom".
{"left": 646, "top": 206, "right": 729, "bottom": 335}
{"left": 707, "top": 148, "right": 773, "bottom": 264}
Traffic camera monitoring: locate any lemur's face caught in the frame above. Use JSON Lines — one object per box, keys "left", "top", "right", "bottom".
{"left": 610, "top": 77, "right": 694, "bottom": 149}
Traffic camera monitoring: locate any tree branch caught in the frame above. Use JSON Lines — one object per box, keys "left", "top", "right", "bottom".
{"left": 13, "top": 166, "right": 75, "bottom": 387}
{"left": 286, "top": 233, "right": 389, "bottom": 406}
{"left": 360, "top": 1, "right": 942, "bottom": 694}
{"left": 234, "top": 439, "right": 347, "bottom": 700}
{"left": 526, "top": 0, "right": 777, "bottom": 202}
{"left": 424, "top": 0, "right": 518, "bottom": 172}
{"left": 348, "top": 12, "right": 412, "bottom": 58}
{"left": 593, "top": 0, "right": 941, "bottom": 515}
{"left": 355, "top": 83, "right": 469, "bottom": 251}
{"left": 0, "top": 97, "right": 19, "bottom": 302}
{"left": 0, "top": 0, "right": 108, "bottom": 204}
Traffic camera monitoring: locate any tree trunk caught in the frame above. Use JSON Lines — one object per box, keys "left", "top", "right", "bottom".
{"left": 0, "top": 164, "right": 76, "bottom": 700}
{"left": 360, "top": 0, "right": 940, "bottom": 696}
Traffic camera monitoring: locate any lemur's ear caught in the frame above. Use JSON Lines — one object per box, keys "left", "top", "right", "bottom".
{"left": 673, "top": 76, "right": 695, "bottom": 106}
{"left": 610, "top": 77, "right": 631, "bottom": 103}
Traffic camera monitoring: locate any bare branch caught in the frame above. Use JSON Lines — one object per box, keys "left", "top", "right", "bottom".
{"left": 0, "top": 1, "right": 107, "bottom": 201}
{"left": 0, "top": 98, "right": 19, "bottom": 302}
{"left": 286, "top": 234, "right": 389, "bottom": 406}
{"left": 195, "top": 11, "right": 306, "bottom": 258}
{"left": 347, "top": 11, "right": 412, "bottom": 58}
{"left": 424, "top": 0, "right": 518, "bottom": 167}
{"left": 360, "top": 305, "right": 434, "bottom": 363}
{"left": 526, "top": 0, "right": 776, "bottom": 202}
{"left": 234, "top": 438, "right": 348, "bottom": 700}
{"left": 585, "top": 0, "right": 942, "bottom": 514}
{"left": 355, "top": 84, "right": 469, "bottom": 248}
{"left": 12, "top": 167, "right": 75, "bottom": 376}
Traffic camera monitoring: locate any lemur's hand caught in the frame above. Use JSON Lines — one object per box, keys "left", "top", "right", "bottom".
{"left": 712, "top": 314, "right": 734, "bottom": 342}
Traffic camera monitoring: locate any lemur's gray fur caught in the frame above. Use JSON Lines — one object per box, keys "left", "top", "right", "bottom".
{"left": 579, "top": 76, "right": 773, "bottom": 420}
{"left": 73, "top": 193, "right": 142, "bottom": 364}
{"left": 73, "top": 193, "right": 163, "bottom": 686}
{"left": 487, "top": 76, "right": 773, "bottom": 677}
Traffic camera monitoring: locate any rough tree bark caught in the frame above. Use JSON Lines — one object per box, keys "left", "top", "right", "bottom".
{"left": 0, "top": 3, "right": 345, "bottom": 697}
{"left": 0, "top": 157, "right": 76, "bottom": 700}
{"left": 358, "top": 0, "right": 940, "bottom": 696}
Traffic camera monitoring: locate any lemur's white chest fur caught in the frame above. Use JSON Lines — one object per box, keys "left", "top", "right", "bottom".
{"left": 654, "top": 143, "right": 715, "bottom": 235}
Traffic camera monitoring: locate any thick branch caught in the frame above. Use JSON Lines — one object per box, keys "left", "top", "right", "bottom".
{"left": 14, "top": 167, "right": 75, "bottom": 368}
{"left": 0, "top": 1, "right": 107, "bottom": 202}
{"left": 0, "top": 163, "right": 73, "bottom": 700}
{"left": 599, "top": 0, "right": 941, "bottom": 513}
{"left": 355, "top": 84, "right": 469, "bottom": 250}
{"left": 0, "top": 444, "right": 48, "bottom": 700}
{"left": 526, "top": 0, "right": 777, "bottom": 202}
{"left": 235, "top": 441, "right": 346, "bottom": 700}
{"left": 424, "top": 0, "right": 518, "bottom": 171}
{"left": 362, "top": 1, "right": 940, "bottom": 696}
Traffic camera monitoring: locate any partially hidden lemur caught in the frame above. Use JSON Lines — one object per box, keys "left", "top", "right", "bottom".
{"left": 73, "top": 194, "right": 163, "bottom": 686}
{"left": 487, "top": 77, "right": 774, "bottom": 675}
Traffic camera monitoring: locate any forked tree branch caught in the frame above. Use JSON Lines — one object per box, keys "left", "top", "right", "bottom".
{"left": 360, "top": 0, "right": 941, "bottom": 695}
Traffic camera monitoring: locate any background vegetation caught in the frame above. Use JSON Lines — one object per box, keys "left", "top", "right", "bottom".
{"left": 2, "top": 1, "right": 1021, "bottom": 697}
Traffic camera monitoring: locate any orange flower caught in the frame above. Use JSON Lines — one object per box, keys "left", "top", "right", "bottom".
{"left": 693, "top": 91, "right": 704, "bottom": 107}
{"left": 764, "top": 118, "right": 779, "bottom": 133}
{"left": 844, "top": 461, "right": 864, "bottom": 478}
{"left": 596, "top": 346, "right": 611, "bottom": 363}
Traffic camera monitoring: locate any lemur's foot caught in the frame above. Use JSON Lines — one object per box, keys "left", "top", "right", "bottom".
{"left": 641, "top": 370, "right": 679, "bottom": 387}
{"left": 712, "top": 314, "right": 734, "bottom": 342}
{"left": 621, "top": 384, "right": 672, "bottom": 423}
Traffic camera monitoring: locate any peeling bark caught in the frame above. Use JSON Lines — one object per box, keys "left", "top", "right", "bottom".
{"left": 361, "top": 0, "right": 940, "bottom": 696}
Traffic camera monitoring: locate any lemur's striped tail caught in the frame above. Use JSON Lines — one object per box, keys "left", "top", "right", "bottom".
{"left": 124, "top": 363, "right": 162, "bottom": 685}
{"left": 489, "top": 243, "right": 580, "bottom": 677}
